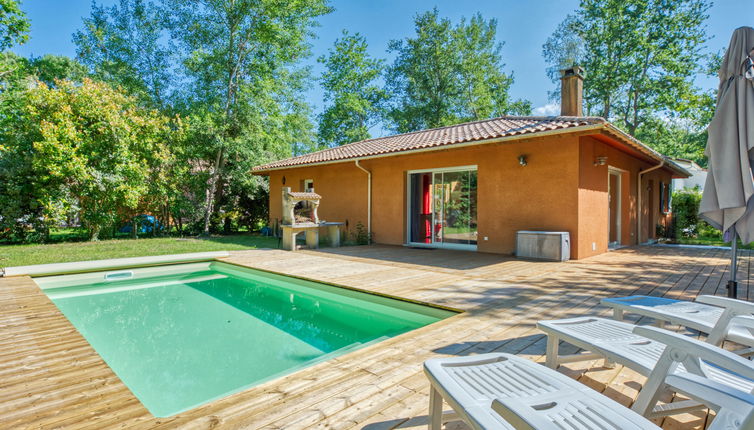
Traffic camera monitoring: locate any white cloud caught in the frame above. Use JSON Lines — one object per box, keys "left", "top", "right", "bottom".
{"left": 532, "top": 103, "right": 560, "bottom": 116}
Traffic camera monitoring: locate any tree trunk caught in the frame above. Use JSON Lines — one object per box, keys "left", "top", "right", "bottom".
{"left": 90, "top": 224, "right": 101, "bottom": 241}
{"left": 202, "top": 147, "right": 225, "bottom": 236}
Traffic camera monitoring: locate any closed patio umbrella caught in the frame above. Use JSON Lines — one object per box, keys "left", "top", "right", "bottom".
{"left": 699, "top": 26, "right": 754, "bottom": 298}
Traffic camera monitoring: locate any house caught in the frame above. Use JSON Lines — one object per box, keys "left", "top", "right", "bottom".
{"left": 252, "top": 67, "right": 689, "bottom": 259}
{"left": 671, "top": 157, "right": 707, "bottom": 191}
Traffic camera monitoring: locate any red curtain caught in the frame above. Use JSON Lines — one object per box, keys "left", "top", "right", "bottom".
{"left": 422, "top": 174, "right": 431, "bottom": 243}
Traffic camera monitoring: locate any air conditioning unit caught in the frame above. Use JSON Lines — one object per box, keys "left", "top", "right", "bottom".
{"left": 516, "top": 231, "right": 571, "bottom": 261}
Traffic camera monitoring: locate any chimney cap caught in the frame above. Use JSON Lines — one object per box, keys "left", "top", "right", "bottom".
{"left": 560, "top": 66, "right": 584, "bottom": 78}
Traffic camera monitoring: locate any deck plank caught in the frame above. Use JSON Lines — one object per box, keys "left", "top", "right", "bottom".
{"left": 0, "top": 244, "right": 749, "bottom": 429}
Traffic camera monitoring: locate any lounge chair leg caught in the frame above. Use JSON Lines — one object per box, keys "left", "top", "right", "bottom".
{"left": 653, "top": 320, "right": 666, "bottom": 329}
{"left": 429, "top": 386, "right": 443, "bottom": 430}
{"left": 631, "top": 372, "right": 668, "bottom": 416}
{"left": 546, "top": 335, "right": 559, "bottom": 369}
{"left": 603, "top": 358, "right": 616, "bottom": 368}
{"left": 613, "top": 308, "right": 623, "bottom": 320}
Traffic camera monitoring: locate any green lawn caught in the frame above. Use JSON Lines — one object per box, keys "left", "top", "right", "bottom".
{"left": 673, "top": 234, "right": 754, "bottom": 249}
{"left": 0, "top": 234, "right": 279, "bottom": 268}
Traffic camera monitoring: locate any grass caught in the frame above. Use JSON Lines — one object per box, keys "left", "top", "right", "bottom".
{"left": 0, "top": 234, "right": 279, "bottom": 267}
{"left": 672, "top": 234, "right": 754, "bottom": 249}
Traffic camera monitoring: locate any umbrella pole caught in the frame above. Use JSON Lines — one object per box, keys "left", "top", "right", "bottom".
{"left": 728, "top": 226, "right": 738, "bottom": 298}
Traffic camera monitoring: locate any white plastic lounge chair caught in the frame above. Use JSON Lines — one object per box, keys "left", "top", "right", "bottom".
{"left": 425, "top": 353, "right": 661, "bottom": 430}
{"left": 537, "top": 315, "right": 754, "bottom": 418}
{"left": 601, "top": 295, "right": 754, "bottom": 347}
{"left": 424, "top": 352, "right": 754, "bottom": 430}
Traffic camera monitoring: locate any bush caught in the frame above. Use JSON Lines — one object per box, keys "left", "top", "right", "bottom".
{"left": 0, "top": 79, "right": 182, "bottom": 242}
{"left": 672, "top": 188, "right": 708, "bottom": 238}
{"left": 352, "top": 221, "right": 371, "bottom": 245}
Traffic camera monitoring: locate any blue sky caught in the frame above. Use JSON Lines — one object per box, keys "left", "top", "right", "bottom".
{"left": 12, "top": 0, "right": 750, "bottom": 136}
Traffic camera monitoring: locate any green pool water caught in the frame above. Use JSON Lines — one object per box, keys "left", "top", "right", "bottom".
{"left": 36, "top": 262, "right": 455, "bottom": 417}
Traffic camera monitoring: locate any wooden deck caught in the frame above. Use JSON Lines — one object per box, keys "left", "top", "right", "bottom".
{"left": 0, "top": 244, "right": 750, "bottom": 429}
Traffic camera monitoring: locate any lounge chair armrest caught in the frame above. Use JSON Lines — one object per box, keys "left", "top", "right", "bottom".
{"left": 633, "top": 325, "right": 754, "bottom": 381}
{"left": 730, "top": 315, "right": 754, "bottom": 330}
{"left": 667, "top": 372, "right": 754, "bottom": 412}
{"left": 490, "top": 398, "right": 549, "bottom": 430}
{"left": 696, "top": 295, "right": 754, "bottom": 314}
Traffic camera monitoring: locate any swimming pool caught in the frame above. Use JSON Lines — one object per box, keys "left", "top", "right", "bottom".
{"left": 35, "top": 262, "right": 456, "bottom": 417}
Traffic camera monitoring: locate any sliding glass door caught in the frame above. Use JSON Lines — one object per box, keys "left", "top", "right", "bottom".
{"left": 407, "top": 167, "right": 477, "bottom": 249}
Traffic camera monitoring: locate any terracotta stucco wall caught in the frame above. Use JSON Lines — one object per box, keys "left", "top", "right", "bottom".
{"left": 363, "top": 135, "right": 580, "bottom": 254}
{"left": 262, "top": 133, "right": 675, "bottom": 259}
{"left": 264, "top": 134, "right": 580, "bottom": 256}
{"left": 577, "top": 136, "right": 676, "bottom": 258}
{"left": 268, "top": 164, "right": 369, "bottom": 236}
{"left": 641, "top": 169, "right": 674, "bottom": 241}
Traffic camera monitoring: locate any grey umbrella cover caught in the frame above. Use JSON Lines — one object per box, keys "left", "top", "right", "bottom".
{"left": 699, "top": 26, "right": 754, "bottom": 243}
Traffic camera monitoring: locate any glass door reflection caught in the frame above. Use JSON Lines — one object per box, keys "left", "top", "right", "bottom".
{"left": 408, "top": 168, "right": 477, "bottom": 248}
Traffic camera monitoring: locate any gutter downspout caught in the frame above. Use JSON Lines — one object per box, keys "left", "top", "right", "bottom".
{"left": 637, "top": 160, "right": 664, "bottom": 245}
{"left": 354, "top": 160, "right": 372, "bottom": 241}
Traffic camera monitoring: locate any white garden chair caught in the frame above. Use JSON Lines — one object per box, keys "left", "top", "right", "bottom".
{"left": 601, "top": 294, "right": 754, "bottom": 348}
{"left": 424, "top": 351, "right": 754, "bottom": 430}
{"left": 537, "top": 315, "right": 754, "bottom": 418}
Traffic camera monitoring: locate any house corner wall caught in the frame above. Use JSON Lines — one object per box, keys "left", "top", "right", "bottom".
{"left": 577, "top": 138, "right": 610, "bottom": 258}
{"left": 577, "top": 136, "right": 677, "bottom": 257}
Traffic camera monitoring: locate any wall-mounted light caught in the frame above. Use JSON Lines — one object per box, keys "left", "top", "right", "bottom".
{"left": 282, "top": 176, "right": 286, "bottom": 185}
{"left": 594, "top": 156, "right": 608, "bottom": 166}
{"left": 518, "top": 155, "right": 528, "bottom": 166}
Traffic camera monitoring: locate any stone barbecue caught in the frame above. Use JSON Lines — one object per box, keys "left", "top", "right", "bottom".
{"left": 281, "top": 187, "right": 321, "bottom": 226}
{"left": 280, "top": 187, "right": 342, "bottom": 251}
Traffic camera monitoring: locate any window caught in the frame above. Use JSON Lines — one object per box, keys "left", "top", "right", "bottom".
{"left": 407, "top": 167, "right": 477, "bottom": 248}
{"left": 659, "top": 182, "right": 672, "bottom": 214}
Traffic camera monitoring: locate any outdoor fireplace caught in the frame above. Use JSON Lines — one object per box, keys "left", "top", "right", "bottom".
{"left": 281, "top": 187, "right": 320, "bottom": 226}
{"left": 280, "top": 186, "right": 342, "bottom": 251}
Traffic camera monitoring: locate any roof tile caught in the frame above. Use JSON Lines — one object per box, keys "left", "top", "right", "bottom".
{"left": 253, "top": 115, "right": 607, "bottom": 171}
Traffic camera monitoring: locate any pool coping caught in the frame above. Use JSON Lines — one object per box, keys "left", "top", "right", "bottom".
{"left": 1, "top": 251, "right": 230, "bottom": 277}
{"left": 216, "top": 258, "right": 465, "bottom": 314}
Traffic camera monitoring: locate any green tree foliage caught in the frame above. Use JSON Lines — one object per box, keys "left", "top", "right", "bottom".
{"left": 0, "top": 53, "right": 89, "bottom": 138}
{"left": 0, "top": 50, "right": 28, "bottom": 93}
{"left": 0, "top": 0, "right": 29, "bottom": 50}
{"left": 73, "top": 0, "right": 173, "bottom": 108}
{"left": 638, "top": 50, "right": 721, "bottom": 167}
{"left": 0, "top": 79, "right": 182, "bottom": 241}
{"left": 317, "top": 30, "right": 387, "bottom": 147}
{"left": 671, "top": 188, "right": 703, "bottom": 238}
{"left": 637, "top": 118, "right": 707, "bottom": 166}
{"left": 28, "top": 55, "right": 89, "bottom": 87}
{"left": 1, "top": 53, "right": 88, "bottom": 89}
{"left": 543, "top": 0, "right": 711, "bottom": 136}
{"left": 165, "top": 0, "right": 330, "bottom": 234}
{"left": 386, "top": 9, "right": 530, "bottom": 133}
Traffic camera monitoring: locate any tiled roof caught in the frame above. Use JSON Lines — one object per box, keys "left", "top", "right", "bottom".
{"left": 253, "top": 116, "right": 606, "bottom": 171}
{"left": 252, "top": 115, "right": 689, "bottom": 177}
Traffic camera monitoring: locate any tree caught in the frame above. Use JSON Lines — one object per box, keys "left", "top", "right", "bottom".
{"left": 0, "top": 79, "right": 181, "bottom": 241}
{"left": 165, "top": 0, "right": 330, "bottom": 235}
{"left": 543, "top": 0, "right": 711, "bottom": 135}
{"left": 0, "top": 53, "right": 89, "bottom": 139}
{"left": 386, "top": 9, "right": 530, "bottom": 133}
{"left": 0, "top": 0, "right": 29, "bottom": 50}
{"left": 73, "top": 0, "right": 174, "bottom": 108}
{"left": 317, "top": 30, "right": 387, "bottom": 147}
{"left": 28, "top": 55, "right": 89, "bottom": 87}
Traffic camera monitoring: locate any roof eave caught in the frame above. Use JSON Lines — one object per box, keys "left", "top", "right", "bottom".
{"left": 600, "top": 124, "right": 691, "bottom": 178}
{"left": 252, "top": 123, "right": 607, "bottom": 173}
{"left": 252, "top": 120, "right": 691, "bottom": 179}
